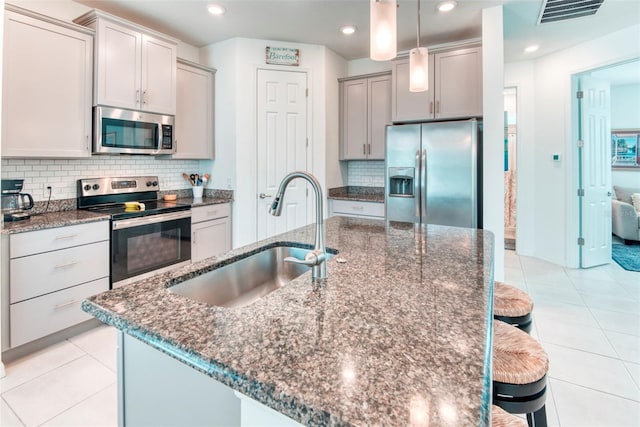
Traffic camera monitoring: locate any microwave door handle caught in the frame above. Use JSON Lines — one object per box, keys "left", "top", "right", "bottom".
{"left": 155, "top": 122, "right": 163, "bottom": 153}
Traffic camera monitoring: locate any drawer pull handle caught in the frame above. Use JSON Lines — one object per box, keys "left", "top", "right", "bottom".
{"left": 55, "top": 234, "right": 78, "bottom": 240}
{"left": 54, "top": 261, "right": 78, "bottom": 269}
{"left": 54, "top": 299, "right": 78, "bottom": 310}
{"left": 351, "top": 206, "right": 364, "bottom": 210}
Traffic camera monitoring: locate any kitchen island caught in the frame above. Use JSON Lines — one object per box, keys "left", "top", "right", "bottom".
{"left": 83, "top": 216, "right": 495, "bottom": 426}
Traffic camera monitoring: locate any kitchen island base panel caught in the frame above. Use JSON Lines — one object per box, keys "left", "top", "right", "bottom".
{"left": 119, "top": 332, "right": 241, "bottom": 426}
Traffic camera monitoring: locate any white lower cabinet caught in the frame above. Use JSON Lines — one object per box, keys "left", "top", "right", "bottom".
{"left": 329, "top": 199, "right": 385, "bottom": 219}
{"left": 119, "top": 332, "right": 301, "bottom": 426}
{"left": 2, "top": 221, "right": 110, "bottom": 349}
{"left": 192, "top": 203, "right": 232, "bottom": 263}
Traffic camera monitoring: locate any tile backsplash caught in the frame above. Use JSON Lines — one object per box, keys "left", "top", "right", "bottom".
{"left": 347, "top": 160, "right": 385, "bottom": 187}
{"left": 1, "top": 157, "right": 200, "bottom": 201}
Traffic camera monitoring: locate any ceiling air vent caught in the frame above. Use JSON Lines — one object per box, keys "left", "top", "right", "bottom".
{"left": 538, "top": 0, "right": 604, "bottom": 24}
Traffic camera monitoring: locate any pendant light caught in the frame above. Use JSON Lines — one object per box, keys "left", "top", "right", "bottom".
{"left": 370, "top": 0, "right": 397, "bottom": 61}
{"left": 409, "top": 0, "right": 429, "bottom": 92}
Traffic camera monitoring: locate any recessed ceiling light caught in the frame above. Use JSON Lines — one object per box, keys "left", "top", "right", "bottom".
{"left": 437, "top": 0, "right": 458, "bottom": 12}
{"left": 524, "top": 45, "right": 539, "bottom": 53}
{"left": 340, "top": 25, "right": 357, "bottom": 35}
{"left": 207, "top": 4, "right": 226, "bottom": 15}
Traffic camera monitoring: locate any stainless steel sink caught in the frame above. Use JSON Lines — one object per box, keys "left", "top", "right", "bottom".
{"left": 168, "top": 246, "right": 334, "bottom": 308}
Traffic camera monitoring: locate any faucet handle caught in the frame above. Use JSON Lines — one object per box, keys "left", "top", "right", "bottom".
{"left": 284, "top": 249, "right": 327, "bottom": 267}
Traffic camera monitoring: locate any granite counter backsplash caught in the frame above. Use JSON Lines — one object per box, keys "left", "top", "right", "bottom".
{"left": 327, "top": 186, "right": 384, "bottom": 203}
{"left": 83, "top": 216, "right": 494, "bottom": 426}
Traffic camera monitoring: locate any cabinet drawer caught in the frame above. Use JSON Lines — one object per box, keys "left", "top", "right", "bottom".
{"left": 331, "top": 200, "right": 385, "bottom": 218}
{"left": 192, "top": 203, "right": 231, "bottom": 223}
{"left": 10, "top": 277, "right": 109, "bottom": 348}
{"left": 10, "top": 221, "right": 109, "bottom": 258}
{"left": 10, "top": 241, "right": 109, "bottom": 303}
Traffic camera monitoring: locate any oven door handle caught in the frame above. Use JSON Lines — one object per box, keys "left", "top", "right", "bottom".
{"left": 112, "top": 210, "right": 191, "bottom": 230}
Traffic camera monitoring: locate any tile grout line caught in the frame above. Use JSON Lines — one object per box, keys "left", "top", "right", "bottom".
{"left": 549, "top": 376, "right": 640, "bottom": 404}
{"left": 1, "top": 395, "right": 26, "bottom": 427}
{"left": 35, "top": 381, "right": 117, "bottom": 427}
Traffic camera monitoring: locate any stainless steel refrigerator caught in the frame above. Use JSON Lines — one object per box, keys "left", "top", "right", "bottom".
{"left": 385, "top": 119, "right": 482, "bottom": 228}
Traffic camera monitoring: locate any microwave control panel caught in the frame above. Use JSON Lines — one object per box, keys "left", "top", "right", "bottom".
{"left": 161, "top": 125, "right": 173, "bottom": 149}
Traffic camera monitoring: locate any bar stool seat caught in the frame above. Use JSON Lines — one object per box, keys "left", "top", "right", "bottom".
{"left": 492, "top": 404, "right": 527, "bottom": 427}
{"left": 494, "top": 281, "right": 534, "bottom": 333}
{"left": 493, "top": 320, "right": 549, "bottom": 427}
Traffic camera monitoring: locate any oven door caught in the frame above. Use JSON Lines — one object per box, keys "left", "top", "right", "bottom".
{"left": 111, "top": 210, "right": 191, "bottom": 288}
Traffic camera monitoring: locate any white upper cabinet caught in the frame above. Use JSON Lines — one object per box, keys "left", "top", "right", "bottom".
{"left": 75, "top": 10, "right": 177, "bottom": 115}
{"left": 434, "top": 47, "right": 483, "bottom": 119}
{"left": 339, "top": 73, "right": 391, "bottom": 160}
{"left": 392, "top": 46, "right": 482, "bottom": 122}
{"left": 174, "top": 59, "right": 216, "bottom": 159}
{"left": 2, "top": 6, "right": 93, "bottom": 158}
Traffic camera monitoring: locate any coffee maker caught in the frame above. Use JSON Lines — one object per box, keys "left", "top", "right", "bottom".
{"left": 1, "top": 179, "right": 34, "bottom": 221}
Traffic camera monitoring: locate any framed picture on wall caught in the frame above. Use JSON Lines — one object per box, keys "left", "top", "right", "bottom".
{"left": 611, "top": 129, "right": 640, "bottom": 169}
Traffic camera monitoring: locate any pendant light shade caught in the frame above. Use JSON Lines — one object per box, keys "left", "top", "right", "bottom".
{"left": 409, "top": 0, "right": 428, "bottom": 92}
{"left": 409, "top": 47, "right": 429, "bottom": 92}
{"left": 370, "top": 0, "right": 397, "bottom": 61}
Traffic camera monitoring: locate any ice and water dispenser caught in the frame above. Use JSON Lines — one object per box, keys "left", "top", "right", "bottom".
{"left": 388, "top": 167, "right": 414, "bottom": 197}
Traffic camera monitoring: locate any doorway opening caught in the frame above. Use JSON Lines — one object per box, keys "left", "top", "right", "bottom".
{"left": 573, "top": 58, "right": 640, "bottom": 268}
{"left": 503, "top": 87, "right": 517, "bottom": 250}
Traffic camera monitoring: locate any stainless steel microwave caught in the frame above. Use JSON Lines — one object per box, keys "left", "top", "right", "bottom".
{"left": 94, "top": 106, "right": 175, "bottom": 155}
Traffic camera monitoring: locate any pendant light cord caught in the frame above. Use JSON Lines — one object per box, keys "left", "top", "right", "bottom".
{"left": 416, "top": 0, "right": 421, "bottom": 48}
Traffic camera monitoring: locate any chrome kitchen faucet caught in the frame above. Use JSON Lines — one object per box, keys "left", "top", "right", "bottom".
{"left": 269, "top": 171, "right": 327, "bottom": 281}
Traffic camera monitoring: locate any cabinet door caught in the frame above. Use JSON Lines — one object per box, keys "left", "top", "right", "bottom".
{"left": 2, "top": 11, "right": 93, "bottom": 158}
{"left": 192, "top": 217, "right": 231, "bottom": 263}
{"left": 96, "top": 19, "right": 141, "bottom": 110}
{"left": 174, "top": 61, "right": 214, "bottom": 159}
{"left": 434, "top": 47, "right": 483, "bottom": 119}
{"left": 340, "top": 79, "right": 368, "bottom": 160}
{"left": 141, "top": 34, "right": 177, "bottom": 114}
{"left": 368, "top": 75, "right": 392, "bottom": 159}
{"left": 391, "top": 57, "right": 434, "bottom": 123}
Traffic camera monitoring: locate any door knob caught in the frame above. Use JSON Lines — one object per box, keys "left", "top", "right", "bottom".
{"left": 259, "top": 193, "right": 272, "bottom": 199}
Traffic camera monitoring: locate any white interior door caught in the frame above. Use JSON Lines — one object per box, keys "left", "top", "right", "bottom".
{"left": 256, "top": 69, "right": 308, "bottom": 240}
{"left": 580, "top": 77, "right": 612, "bottom": 268}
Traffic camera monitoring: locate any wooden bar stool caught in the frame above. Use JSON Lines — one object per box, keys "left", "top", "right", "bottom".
{"left": 492, "top": 404, "right": 527, "bottom": 427}
{"left": 494, "top": 281, "right": 534, "bottom": 333}
{"left": 493, "top": 320, "right": 549, "bottom": 427}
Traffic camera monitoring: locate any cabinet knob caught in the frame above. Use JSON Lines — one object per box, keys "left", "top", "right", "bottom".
{"left": 259, "top": 193, "right": 272, "bottom": 199}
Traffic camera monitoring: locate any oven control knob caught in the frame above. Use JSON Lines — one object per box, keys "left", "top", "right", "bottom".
{"left": 152, "top": 181, "right": 158, "bottom": 187}
{"left": 146, "top": 181, "right": 152, "bottom": 187}
{"left": 92, "top": 184, "right": 100, "bottom": 190}
{"left": 83, "top": 184, "right": 91, "bottom": 191}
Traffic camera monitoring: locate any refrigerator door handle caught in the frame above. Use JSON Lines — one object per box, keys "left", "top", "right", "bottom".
{"left": 421, "top": 149, "right": 427, "bottom": 223}
{"left": 415, "top": 149, "right": 421, "bottom": 218}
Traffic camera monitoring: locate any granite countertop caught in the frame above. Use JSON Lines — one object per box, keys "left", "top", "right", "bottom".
{"left": 83, "top": 216, "right": 494, "bottom": 426}
{"left": 328, "top": 186, "right": 385, "bottom": 203}
{"left": 1, "top": 210, "right": 110, "bottom": 234}
{"left": 2, "top": 191, "right": 233, "bottom": 234}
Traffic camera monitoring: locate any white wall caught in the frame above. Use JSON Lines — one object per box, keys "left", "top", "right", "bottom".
{"left": 324, "top": 48, "right": 348, "bottom": 189}
{"left": 611, "top": 83, "right": 640, "bottom": 189}
{"left": 482, "top": 6, "right": 505, "bottom": 281}
{"left": 200, "top": 38, "right": 346, "bottom": 248}
{"left": 505, "top": 24, "right": 640, "bottom": 267}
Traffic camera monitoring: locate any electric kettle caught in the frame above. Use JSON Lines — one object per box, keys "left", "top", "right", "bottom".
{"left": 1, "top": 179, "right": 34, "bottom": 221}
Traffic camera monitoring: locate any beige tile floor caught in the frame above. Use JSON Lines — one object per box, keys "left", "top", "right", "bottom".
{"left": 0, "top": 250, "right": 638, "bottom": 426}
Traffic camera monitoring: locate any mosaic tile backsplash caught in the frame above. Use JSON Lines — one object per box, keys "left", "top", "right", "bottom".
{"left": 347, "top": 160, "right": 385, "bottom": 187}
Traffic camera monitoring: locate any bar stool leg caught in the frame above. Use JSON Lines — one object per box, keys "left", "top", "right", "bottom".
{"left": 526, "top": 405, "right": 547, "bottom": 427}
